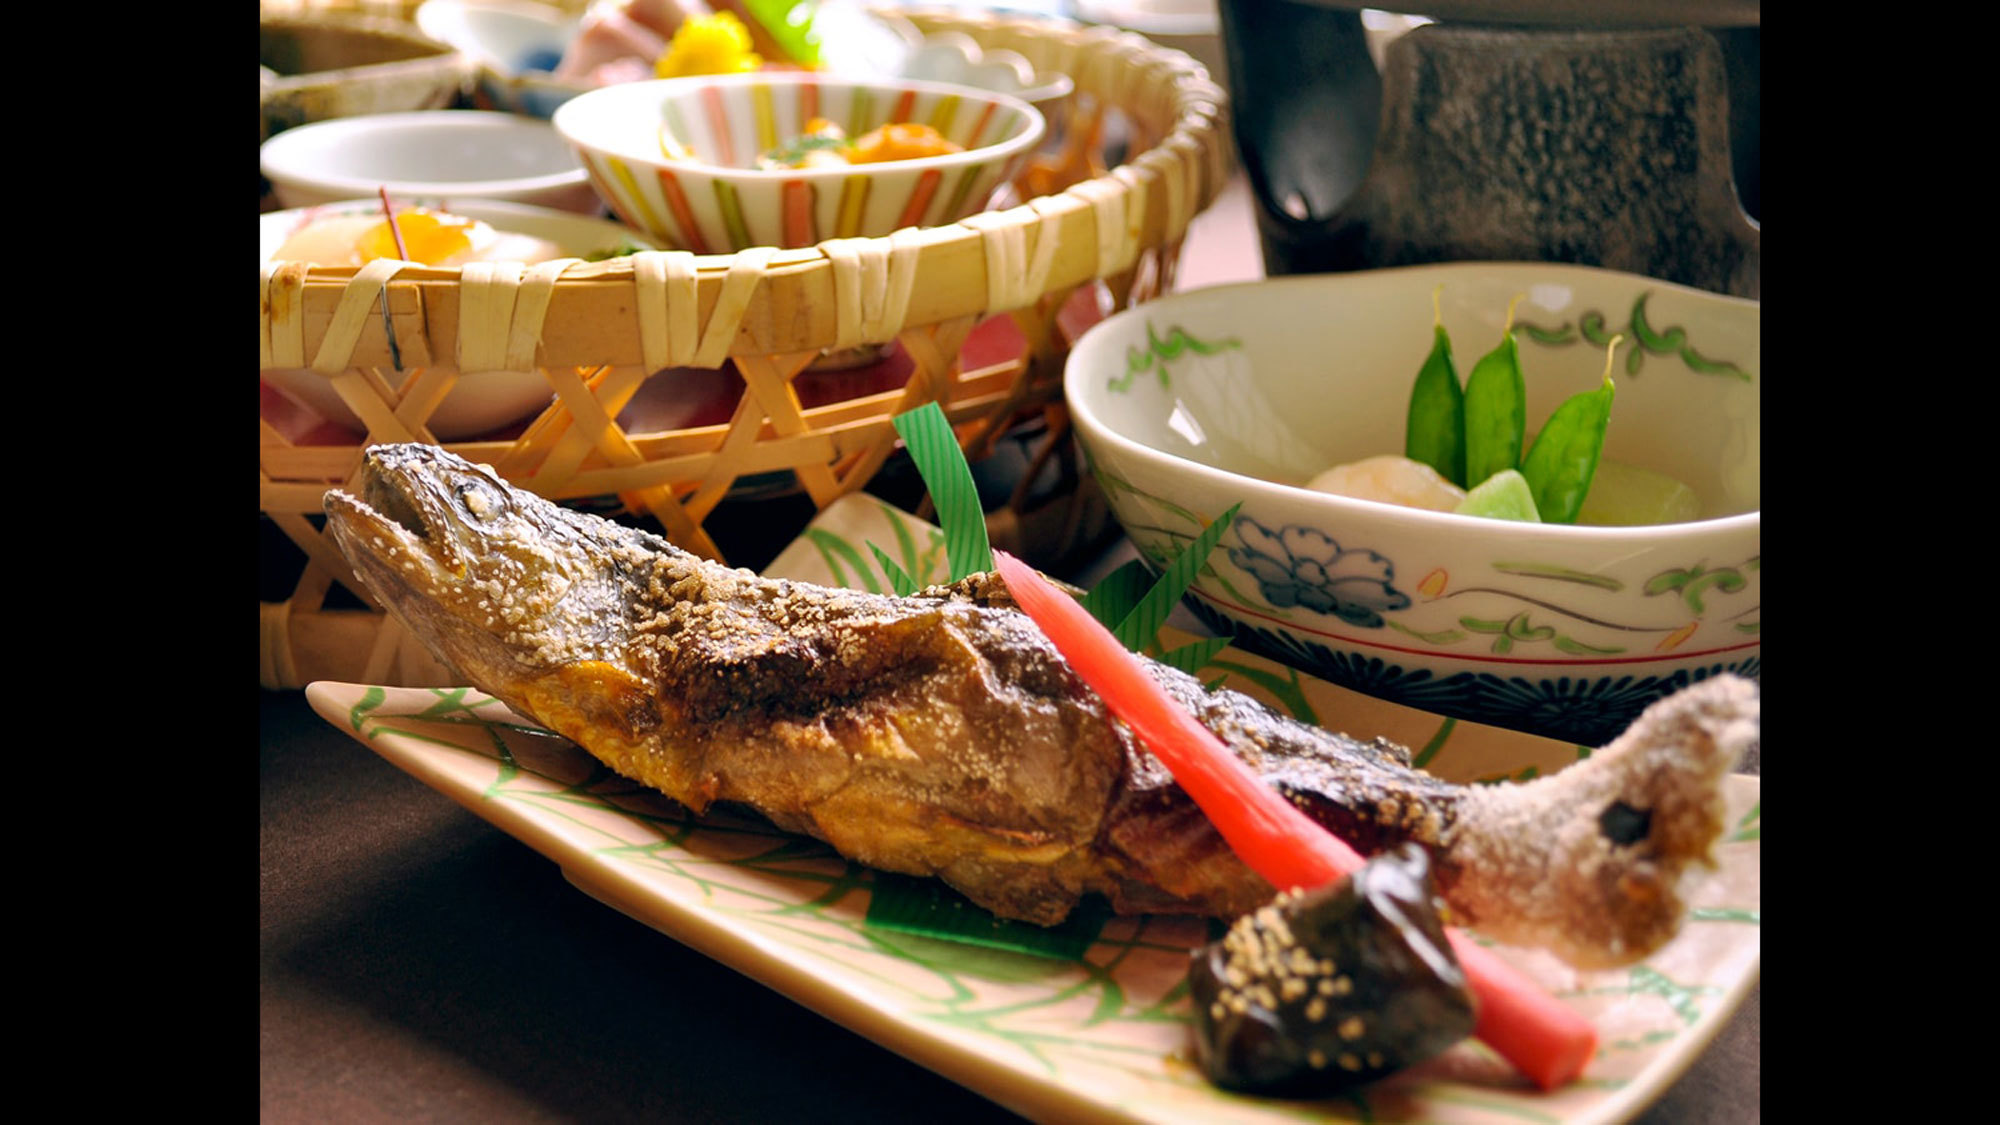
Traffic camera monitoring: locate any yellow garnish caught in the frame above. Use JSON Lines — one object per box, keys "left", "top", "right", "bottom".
{"left": 355, "top": 208, "right": 476, "bottom": 265}
{"left": 656, "top": 12, "right": 764, "bottom": 78}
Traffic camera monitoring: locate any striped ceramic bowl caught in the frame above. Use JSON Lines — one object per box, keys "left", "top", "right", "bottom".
{"left": 552, "top": 72, "right": 1045, "bottom": 254}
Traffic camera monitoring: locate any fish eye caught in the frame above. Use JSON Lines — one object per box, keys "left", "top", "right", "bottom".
{"left": 454, "top": 476, "right": 509, "bottom": 523}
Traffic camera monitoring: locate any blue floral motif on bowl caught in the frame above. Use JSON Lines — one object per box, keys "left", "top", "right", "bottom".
{"left": 1224, "top": 516, "right": 1411, "bottom": 628}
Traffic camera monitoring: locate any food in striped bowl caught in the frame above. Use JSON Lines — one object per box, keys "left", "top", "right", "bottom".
{"left": 552, "top": 72, "right": 1044, "bottom": 253}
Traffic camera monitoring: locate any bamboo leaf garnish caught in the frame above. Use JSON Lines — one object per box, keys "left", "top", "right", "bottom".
{"left": 865, "top": 406, "right": 1247, "bottom": 958}
{"left": 891, "top": 401, "right": 1238, "bottom": 660}
{"left": 1111, "top": 503, "right": 1241, "bottom": 652}
{"left": 864, "top": 871, "right": 1110, "bottom": 961}
{"left": 1080, "top": 559, "right": 1153, "bottom": 630}
{"left": 892, "top": 402, "right": 992, "bottom": 581}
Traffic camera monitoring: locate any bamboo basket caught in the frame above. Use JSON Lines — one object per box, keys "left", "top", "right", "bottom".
{"left": 259, "top": 4, "right": 1233, "bottom": 690}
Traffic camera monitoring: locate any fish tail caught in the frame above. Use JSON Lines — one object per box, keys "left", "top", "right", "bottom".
{"left": 1439, "top": 674, "right": 1759, "bottom": 968}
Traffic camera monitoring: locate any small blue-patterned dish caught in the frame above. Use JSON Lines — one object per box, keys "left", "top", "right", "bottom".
{"left": 1065, "top": 262, "right": 1760, "bottom": 746}
{"left": 415, "top": 0, "right": 591, "bottom": 119}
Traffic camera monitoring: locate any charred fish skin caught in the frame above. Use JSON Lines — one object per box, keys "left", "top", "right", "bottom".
{"left": 324, "top": 444, "right": 1756, "bottom": 967}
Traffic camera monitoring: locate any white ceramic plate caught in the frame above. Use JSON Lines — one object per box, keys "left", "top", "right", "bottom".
{"left": 306, "top": 495, "right": 1759, "bottom": 1125}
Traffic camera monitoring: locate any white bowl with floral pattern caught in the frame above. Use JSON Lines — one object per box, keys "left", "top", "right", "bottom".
{"left": 1065, "top": 262, "right": 1760, "bottom": 746}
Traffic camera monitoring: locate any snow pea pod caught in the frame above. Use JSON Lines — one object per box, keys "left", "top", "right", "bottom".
{"left": 1404, "top": 287, "right": 1466, "bottom": 487}
{"left": 1461, "top": 295, "right": 1527, "bottom": 489}
{"left": 1520, "top": 336, "right": 1621, "bottom": 524}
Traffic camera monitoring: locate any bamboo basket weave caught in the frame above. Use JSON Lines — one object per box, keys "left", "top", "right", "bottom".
{"left": 259, "top": 4, "right": 1233, "bottom": 689}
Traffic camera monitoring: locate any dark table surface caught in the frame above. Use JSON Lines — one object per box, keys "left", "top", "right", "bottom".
{"left": 260, "top": 178, "right": 1757, "bottom": 1122}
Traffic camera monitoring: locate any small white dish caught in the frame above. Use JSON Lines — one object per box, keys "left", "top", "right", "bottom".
{"left": 260, "top": 198, "right": 657, "bottom": 438}
{"left": 414, "top": 0, "right": 592, "bottom": 118}
{"left": 415, "top": 0, "right": 575, "bottom": 74}
{"left": 259, "top": 11, "right": 473, "bottom": 143}
{"left": 259, "top": 109, "right": 599, "bottom": 214}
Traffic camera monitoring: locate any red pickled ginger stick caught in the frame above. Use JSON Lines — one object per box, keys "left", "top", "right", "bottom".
{"left": 991, "top": 550, "right": 1596, "bottom": 1091}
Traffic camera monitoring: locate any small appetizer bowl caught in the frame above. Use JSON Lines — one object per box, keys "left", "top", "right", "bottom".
{"left": 413, "top": 0, "right": 593, "bottom": 119}
{"left": 260, "top": 12, "right": 473, "bottom": 144}
{"left": 260, "top": 198, "right": 658, "bottom": 439}
{"left": 259, "top": 109, "right": 600, "bottom": 214}
{"left": 552, "top": 72, "right": 1046, "bottom": 253}
{"left": 1065, "top": 262, "right": 1760, "bottom": 746}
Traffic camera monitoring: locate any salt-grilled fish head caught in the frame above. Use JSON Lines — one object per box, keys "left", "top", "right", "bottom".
{"left": 323, "top": 444, "right": 642, "bottom": 689}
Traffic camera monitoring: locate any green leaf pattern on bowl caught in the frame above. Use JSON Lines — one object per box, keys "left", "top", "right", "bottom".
{"left": 1516, "top": 293, "right": 1753, "bottom": 381}
{"left": 1109, "top": 323, "right": 1242, "bottom": 392}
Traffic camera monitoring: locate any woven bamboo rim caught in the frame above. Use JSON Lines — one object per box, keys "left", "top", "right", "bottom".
{"left": 260, "top": 5, "right": 1232, "bottom": 689}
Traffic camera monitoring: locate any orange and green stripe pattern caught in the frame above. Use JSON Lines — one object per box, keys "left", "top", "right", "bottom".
{"left": 782, "top": 180, "right": 816, "bottom": 248}
{"left": 602, "top": 82, "right": 1030, "bottom": 251}
{"left": 604, "top": 155, "right": 667, "bottom": 245}
{"left": 926, "top": 94, "right": 965, "bottom": 139}
{"left": 701, "top": 85, "right": 736, "bottom": 169}
{"left": 844, "top": 87, "right": 875, "bottom": 142}
{"left": 653, "top": 166, "right": 709, "bottom": 254}
{"left": 751, "top": 82, "right": 780, "bottom": 155}
{"left": 895, "top": 169, "right": 943, "bottom": 230}
{"left": 714, "top": 180, "right": 750, "bottom": 251}
{"left": 834, "top": 174, "right": 871, "bottom": 238}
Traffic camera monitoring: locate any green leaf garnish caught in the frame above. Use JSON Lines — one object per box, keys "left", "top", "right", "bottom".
{"left": 584, "top": 240, "right": 649, "bottom": 262}
{"left": 865, "top": 872, "right": 1110, "bottom": 961}
{"left": 892, "top": 402, "right": 992, "bottom": 581}
{"left": 1080, "top": 558, "right": 1153, "bottom": 629}
{"left": 1111, "top": 503, "right": 1240, "bottom": 652}
{"left": 760, "top": 132, "right": 850, "bottom": 167}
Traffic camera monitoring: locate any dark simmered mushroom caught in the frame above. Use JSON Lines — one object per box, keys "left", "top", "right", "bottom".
{"left": 1187, "top": 843, "right": 1477, "bottom": 1094}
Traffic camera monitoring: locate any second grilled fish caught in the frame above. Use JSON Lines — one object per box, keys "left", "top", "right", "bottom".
{"left": 324, "top": 444, "right": 1758, "bottom": 969}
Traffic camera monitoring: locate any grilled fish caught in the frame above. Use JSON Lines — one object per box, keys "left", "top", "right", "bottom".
{"left": 324, "top": 444, "right": 1758, "bottom": 969}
